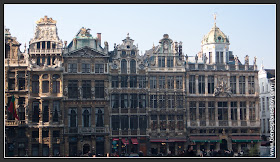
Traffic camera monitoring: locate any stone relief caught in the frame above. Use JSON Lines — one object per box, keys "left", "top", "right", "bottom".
{"left": 64, "top": 86, "right": 68, "bottom": 96}
{"left": 214, "top": 77, "right": 232, "bottom": 97}
{"left": 234, "top": 55, "right": 239, "bottom": 65}
{"left": 253, "top": 56, "right": 257, "bottom": 65}
{"left": 244, "top": 55, "right": 249, "bottom": 65}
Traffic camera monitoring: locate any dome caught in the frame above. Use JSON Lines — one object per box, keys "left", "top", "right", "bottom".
{"left": 201, "top": 24, "right": 229, "bottom": 45}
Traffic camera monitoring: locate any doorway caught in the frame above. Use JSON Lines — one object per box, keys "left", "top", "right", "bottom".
{"left": 83, "top": 144, "right": 90, "bottom": 155}
{"left": 220, "top": 139, "right": 228, "bottom": 150}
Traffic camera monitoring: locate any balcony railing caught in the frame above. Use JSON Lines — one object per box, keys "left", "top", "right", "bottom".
{"left": 219, "top": 120, "right": 228, "bottom": 126}
{"left": 232, "top": 121, "right": 238, "bottom": 126}
{"left": 241, "top": 120, "right": 247, "bottom": 126}
{"left": 200, "top": 121, "right": 206, "bottom": 126}
{"left": 209, "top": 120, "right": 216, "bottom": 126}
{"left": 29, "top": 49, "right": 62, "bottom": 54}
{"left": 5, "top": 120, "right": 26, "bottom": 126}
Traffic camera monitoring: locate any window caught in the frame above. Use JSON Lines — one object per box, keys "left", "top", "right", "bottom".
{"left": 130, "top": 94, "right": 138, "bottom": 108}
{"left": 230, "top": 76, "right": 236, "bottom": 94}
{"left": 121, "top": 94, "right": 128, "bottom": 108}
{"left": 189, "top": 75, "right": 196, "bottom": 94}
{"left": 198, "top": 75, "right": 205, "bottom": 94}
{"left": 220, "top": 52, "right": 224, "bottom": 63}
{"left": 160, "top": 115, "right": 166, "bottom": 130}
{"left": 177, "top": 95, "right": 183, "bottom": 108}
{"left": 151, "top": 115, "right": 157, "bottom": 129}
{"left": 231, "top": 102, "right": 237, "bottom": 120}
{"left": 120, "top": 115, "right": 129, "bottom": 130}
{"left": 82, "top": 80, "right": 91, "bottom": 99}
{"left": 248, "top": 76, "right": 255, "bottom": 94}
{"left": 139, "top": 116, "right": 147, "bottom": 130}
{"left": 131, "top": 50, "right": 135, "bottom": 56}
{"left": 121, "top": 76, "right": 128, "bottom": 88}
{"left": 68, "top": 63, "right": 77, "bottom": 73}
{"left": 150, "top": 95, "right": 157, "bottom": 108}
{"left": 158, "top": 56, "right": 165, "bottom": 67}
{"left": 130, "top": 115, "right": 138, "bottom": 130}
{"left": 159, "top": 76, "right": 165, "bottom": 89}
{"left": 68, "top": 80, "right": 78, "bottom": 98}
{"left": 18, "top": 107, "right": 25, "bottom": 120}
{"left": 121, "top": 51, "right": 126, "bottom": 57}
{"left": 18, "top": 128, "right": 26, "bottom": 137}
{"left": 176, "top": 76, "right": 183, "bottom": 89}
{"left": 69, "top": 108, "right": 77, "bottom": 127}
{"left": 42, "top": 102, "right": 49, "bottom": 122}
{"left": 112, "top": 115, "right": 120, "bottom": 130}
{"left": 32, "top": 130, "right": 39, "bottom": 138}
{"left": 121, "top": 59, "right": 127, "bottom": 74}
{"left": 42, "top": 57, "right": 45, "bottom": 65}
{"left": 112, "top": 76, "right": 119, "bottom": 88}
{"left": 139, "top": 76, "right": 146, "bottom": 88}
{"left": 208, "top": 76, "right": 214, "bottom": 94}
{"left": 8, "top": 79, "right": 15, "bottom": 90}
{"left": 240, "top": 102, "right": 246, "bottom": 120}
{"left": 239, "top": 76, "right": 245, "bottom": 94}
{"left": 168, "top": 95, "right": 175, "bottom": 108}
{"left": 218, "top": 102, "right": 228, "bottom": 120}
{"left": 95, "top": 63, "right": 104, "bottom": 73}
{"left": 261, "top": 98, "right": 265, "bottom": 112}
{"left": 167, "top": 76, "right": 174, "bottom": 89}
{"left": 82, "top": 108, "right": 90, "bottom": 127}
{"left": 37, "top": 57, "right": 40, "bottom": 66}
{"left": 53, "top": 130, "right": 60, "bottom": 138}
{"left": 262, "top": 119, "right": 266, "bottom": 133}
{"left": 209, "top": 52, "right": 212, "bottom": 64}
{"left": 249, "top": 102, "right": 255, "bottom": 121}
{"left": 52, "top": 81, "right": 60, "bottom": 93}
{"left": 208, "top": 101, "right": 215, "bottom": 121}
{"left": 167, "top": 56, "right": 174, "bottom": 67}
{"left": 42, "top": 81, "right": 49, "bottom": 93}
{"left": 139, "top": 94, "right": 146, "bottom": 108}
{"left": 111, "top": 94, "right": 119, "bottom": 108}
{"left": 82, "top": 63, "right": 91, "bottom": 73}
{"left": 177, "top": 115, "right": 184, "bottom": 130}
{"left": 42, "top": 130, "right": 49, "bottom": 138}
{"left": 266, "top": 97, "right": 269, "bottom": 111}
{"left": 47, "top": 56, "right": 51, "bottom": 65}
{"left": 32, "top": 102, "right": 39, "bottom": 122}
{"left": 216, "top": 52, "right": 219, "bottom": 63}
{"left": 189, "top": 101, "right": 196, "bottom": 121}
{"left": 18, "top": 72, "right": 25, "bottom": 90}
{"left": 53, "top": 101, "right": 60, "bottom": 122}
{"left": 168, "top": 115, "right": 175, "bottom": 130}
{"left": 159, "top": 95, "right": 166, "bottom": 109}
{"left": 199, "top": 102, "right": 206, "bottom": 121}
{"left": 130, "top": 76, "right": 137, "bottom": 88}
{"left": 95, "top": 80, "right": 104, "bottom": 98}
{"left": 130, "top": 59, "right": 136, "bottom": 73}
{"left": 150, "top": 76, "right": 157, "bottom": 89}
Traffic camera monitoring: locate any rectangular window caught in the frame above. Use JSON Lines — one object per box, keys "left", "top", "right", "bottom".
{"left": 216, "top": 52, "right": 219, "bottom": 63}
{"left": 82, "top": 80, "right": 91, "bottom": 99}
{"left": 32, "top": 102, "right": 39, "bottom": 122}
{"left": 121, "top": 76, "right": 128, "bottom": 88}
{"left": 199, "top": 102, "right": 206, "bottom": 121}
{"left": 53, "top": 130, "right": 60, "bottom": 138}
{"left": 151, "top": 115, "right": 157, "bottom": 130}
{"left": 230, "top": 76, "right": 236, "bottom": 94}
{"left": 139, "top": 76, "right": 146, "bottom": 88}
{"left": 231, "top": 102, "right": 237, "bottom": 120}
{"left": 261, "top": 98, "right": 265, "bottom": 112}
{"left": 167, "top": 76, "right": 174, "bottom": 89}
{"left": 112, "top": 115, "right": 120, "bottom": 130}
{"left": 248, "top": 76, "right": 255, "bottom": 94}
{"left": 95, "top": 80, "right": 104, "bottom": 98}
{"left": 130, "top": 94, "right": 138, "bottom": 108}
{"left": 177, "top": 95, "right": 183, "bottom": 108}
{"left": 111, "top": 94, "right": 119, "bottom": 108}
{"left": 120, "top": 115, "right": 129, "bottom": 130}
{"left": 32, "top": 130, "right": 39, "bottom": 138}
{"left": 218, "top": 102, "right": 228, "bottom": 120}
{"left": 159, "top": 95, "right": 165, "bottom": 109}
{"left": 159, "top": 76, "right": 165, "bottom": 89}
{"left": 167, "top": 56, "right": 174, "bottom": 67}
{"left": 189, "top": 75, "right": 196, "bottom": 94}
{"left": 130, "top": 76, "right": 137, "bottom": 88}
{"left": 121, "top": 94, "right": 128, "bottom": 108}
{"left": 68, "top": 63, "right": 77, "bottom": 73}
{"left": 159, "top": 115, "right": 166, "bottom": 130}
{"left": 249, "top": 102, "right": 255, "bottom": 121}
{"left": 42, "top": 101, "right": 49, "bottom": 122}
{"left": 177, "top": 115, "right": 184, "bottom": 130}
{"left": 130, "top": 115, "right": 138, "bottom": 130}
{"left": 168, "top": 95, "right": 175, "bottom": 108}
{"left": 112, "top": 76, "right": 119, "bottom": 88}
{"left": 150, "top": 76, "right": 157, "bottom": 89}
{"left": 150, "top": 95, "right": 157, "bottom": 108}
{"left": 139, "top": 94, "right": 146, "bottom": 108}
{"left": 8, "top": 79, "right": 15, "bottom": 90}
{"left": 189, "top": 101, "right": 196, "bottom": 121}
{"left": 42, "top": 130, "right": 49, "bottom": 138}
{"left": 168, "top": 115, "right": 175, "bottom": 130}
{"left": 239, "top": 76, "right": 245, "bottom": 94}
{"left": 220, "top": 52, "right": 224, "bottom": 63}
{"left": 52, "top": 81, "right": 60, "bottom": 93}
{"left": 198, "top": 75, "right": 205, "bottom": 94}
{"left": 208, "top": 101, "right": 215, "bottom": 121}
{"left": 95, "top": 63, "right": 104, "bottom": 73}
{"left": 53, "top": 101, "right": 60, "bottom": 122}
{"left": 42, "top": 81, "right": 49, "bottom": 93}
{"left": 176, "top": 76, "right": 183, "bottom": 89}
{"left": 139, "top": 116, "right": 147, "bottom": 130}
{"left": 68, "top": 80, "right": 78, "bottom": 98}
{"left": 208, "top": 76, "right": 214, "bottom": 94}
{"left": 158, "top": 56, "right": 165, "bottom": 67}
{"left": 18, "top": 78, "right": 25, "bottom": 90}
{"left": 266, "top": 97, "right": 269, "bottom": 111}
{"left": 209, "top": 52, "right": 212, "bottom": 64}
{"left": 82, "top": 63, "right": 91, "bottom": 73}
{"left": 240, "top": 101, "right": 246, "bottom": 120}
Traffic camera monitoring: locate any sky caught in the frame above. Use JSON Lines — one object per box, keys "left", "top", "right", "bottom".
{"left": 4, "top": 4, "right": 276, "bottom": 69}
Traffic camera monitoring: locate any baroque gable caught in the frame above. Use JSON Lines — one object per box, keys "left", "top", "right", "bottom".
{"left": 64, "top": 46, "right": 107, "bottom": 58}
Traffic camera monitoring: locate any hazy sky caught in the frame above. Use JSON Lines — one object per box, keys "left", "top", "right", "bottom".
{"left": 4, "top": 4, "right": 276, "bottom": 69}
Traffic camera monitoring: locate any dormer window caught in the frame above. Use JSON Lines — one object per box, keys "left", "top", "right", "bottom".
{"left": 218, "top": 36, "right": 221, "bottom": 40}
{"left": 127, "top": 45, "right": 130, "bottom": 49}
{"left": 131, "top": 50, "right": 135, "bottom": 56}
{"left": 121, "top": 51, "right": 126, "bottom": 57}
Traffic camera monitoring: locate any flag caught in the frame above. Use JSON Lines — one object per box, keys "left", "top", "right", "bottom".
{"left": 8, "top": 95, "right": 19, "bottom": 120}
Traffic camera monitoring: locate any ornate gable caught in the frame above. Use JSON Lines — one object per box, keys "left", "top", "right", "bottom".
{"left": 64, "top": 46, "right": 107, "bottom": 58}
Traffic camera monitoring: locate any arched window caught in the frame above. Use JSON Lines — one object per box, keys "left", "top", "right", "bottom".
{"left": 83, "top": 109, "right": 90, "bottom": 127}
{"left": 130, "top": 59, "right": 136, "bottom": 74}
{"left": 70, "top": 109, "right": 77, "bottom": 127}
{"left": 121, "top": 59, "right": 127, "bottom": 74}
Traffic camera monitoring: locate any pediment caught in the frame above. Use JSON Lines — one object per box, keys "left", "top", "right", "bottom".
{"left": 64, "top": 46, "right": 107, "bottom": 57}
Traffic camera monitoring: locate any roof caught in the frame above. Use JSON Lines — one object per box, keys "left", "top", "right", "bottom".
{"left": 201, "top": 24, "right": 229, "bottom": 45}
{"left": 264, "top": 69, "right": 275, "bottom": 79}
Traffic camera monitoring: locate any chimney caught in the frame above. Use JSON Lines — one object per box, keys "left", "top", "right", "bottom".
{"left": 97, "top": 33, "right": 101, "bottom": 45}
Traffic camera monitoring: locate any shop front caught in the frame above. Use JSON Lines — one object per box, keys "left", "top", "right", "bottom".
{"left": 149, "top": 138, "right": 187, "bottom": 156}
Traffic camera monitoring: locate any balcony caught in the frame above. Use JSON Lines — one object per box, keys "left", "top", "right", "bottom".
{"left": 219, "top": 120, "right": 228, "bottom": 126}
{"left": 250, "top": 120, "right": 257, "bottom": 126}
{"left": 190, "top": 121, "right": 197, "bottom": 127}
{"left": 209, "top": 120, "right": 216, "bottom": 126}
{"left": 232, "top": 121, "right": 238, "bottom": 126}
{"left": 200, "top": 121, "right": 206, "bottom": 126}
{"left": 29, "top": 49, "right": 62, "bottom": 54}
{"left": 5, "top": 120, "right": 26, "bottom": 126}
{"left": 241, "top": 121, "right": 247, "bottom": 126}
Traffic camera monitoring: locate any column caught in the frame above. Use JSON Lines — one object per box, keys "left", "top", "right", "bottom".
{"left": 186, "top": 101, "right": 190, "bottom": 127}
{"left": 237, "top": 101, "right": 241, "bottom": 126}
{"left": 254, "top": 75, "right": 258, "bottom": 95}
{"left": 228, "top": 101, "right": 231, "bottom": 126}
{"left": 214, "top": 75, "right": 217, "bottom": 88}
{"left": 255, "top": 101, "right": 259, "bottom": 121}
{"left": 205, "top": 75, "right": 208, "bottom": 95}
{"left": 186, "top": 74, "right": 189, "bottom": 95}
{"left": 205, "top": 101, "right": 209, "bottom": 126}
{"left": 196, "top": 101, "right": 199, "bottom": 126}
{"left": 175, "top": 143, "right": 178, "bottom": 156}
{"left": 104, "top": 136, "right": 110, "bottom": 156}
{"left": 216, "top": 142, "right": 220, "bottom": 151}
{"left": 155, "top": 56, "right": 158, "bottom": 67}
{"left": 49, "top": 129, "right": 53, "bottom": 156}
{"left": 39, "top": 128, "right": 43, "bottom": 156}
{"left": 236, "top": 75, "right": 240, "bottom": 94}
{"left": 245, "top": 76, "right": 249, "bottom": 95}
{"left": 195, "top": 75, "right": 198, "bottom": 95}
{"left": 215, "top": 102, "right": 218, "bottom": 126}
{"left": 246, "top": 101, "right": 250, "bottom": 125}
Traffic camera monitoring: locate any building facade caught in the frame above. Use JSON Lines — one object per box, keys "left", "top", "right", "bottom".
{"left": 4, "top": 16, "right": 262, "bottom": 157}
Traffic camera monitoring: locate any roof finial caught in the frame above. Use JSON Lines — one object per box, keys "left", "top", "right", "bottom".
{"left": 213, "top": 13, "right": 217, "bottom": 27}
{"left": 127, "top": 33, "right": 129, "bottom": 38}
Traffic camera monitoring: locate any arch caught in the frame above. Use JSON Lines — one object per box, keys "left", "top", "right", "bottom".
{"left": 70, "top": 109, "right": 77, "bottom": 127}
{"left": 83, "top": 144, "right": 91, "bottom": 155}
{"left": 82, "top": 109, "right": 90, "bottom": 127}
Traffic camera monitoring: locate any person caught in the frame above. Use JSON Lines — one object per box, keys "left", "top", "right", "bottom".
{"left": 186, "top": 146, "right": 195, "bottom": 157}
{"left": 167, "top": 151, "right": 172, "bottom": 157}
{"left": 138, "top": 151, "right": 144, "bottom": 157}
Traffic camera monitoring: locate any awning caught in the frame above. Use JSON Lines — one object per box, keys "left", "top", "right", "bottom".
{"left": 189, "top": 136, "right": 219, "bottom": 142}
{"left": 231, "top": 136, "right": 261, "bottom": 142}
{"left": 150, "top": 138, "right": 187, "bottom": 143}
{"left": 131, "top": 138, "right": 138, "bottom": 144}
{"left": 122, "top": 138, "right": 129, "bottom": 145}
{"left": 113, "top": 138, "right": 119, "bottom": 141}
{"left": 261, "top": 141, "right": 270, "bottom": 146}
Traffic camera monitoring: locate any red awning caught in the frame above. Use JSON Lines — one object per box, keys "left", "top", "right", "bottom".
{"left": 113, "top": 138, "right": 119, "bottom": 141}
{"left": 150, "top": 138, "right": 187, "bottom": 143}
{"left": 122, "top": 138, "right": 129, "bottom": 145}
{"left": 231, "top": 136, "right": 261, "bottom": 140}
{"left": 131, "top": 138, "right": 138, "bottom": 144}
